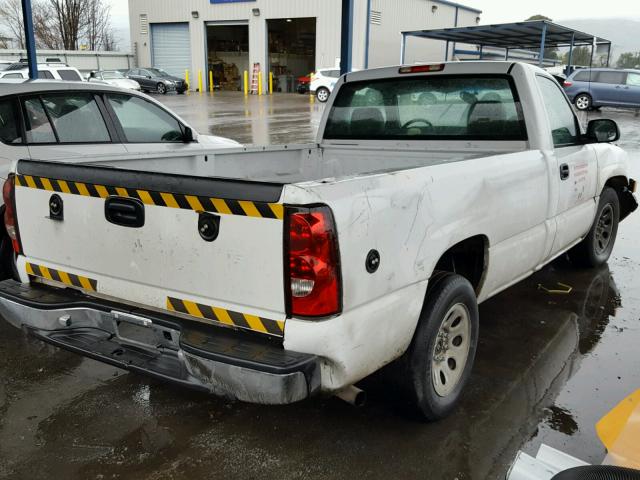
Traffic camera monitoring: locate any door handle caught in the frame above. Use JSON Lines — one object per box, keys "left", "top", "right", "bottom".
{"left": 559, "top": 163, "right": 570, "bottom": 181}
{"left": 105, "top": 197, "right": 145, "bottom": 228}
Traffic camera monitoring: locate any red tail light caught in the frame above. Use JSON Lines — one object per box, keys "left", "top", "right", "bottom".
{"left": 563, "top": 80, "right": 572, "bottom": 87}
{"left": 2, "top": 174, "right": 21, "bottom": 254}
{"left": 285, "top": 205, "right": 341, "bottom": 317}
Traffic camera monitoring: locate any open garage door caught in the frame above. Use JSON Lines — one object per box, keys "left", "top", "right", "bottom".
{"left": 268, "top": 18, "right": 316, "bottom": 93}
{"left": 151, "top": 23, "right": 191, "bottom": 77}
{"left": 206, "top": 23, "right": 249, "bottom": 91}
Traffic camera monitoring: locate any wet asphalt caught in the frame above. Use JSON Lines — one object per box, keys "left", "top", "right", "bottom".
{"left": 1, "top": 92, "right": 639, "bottom": 480}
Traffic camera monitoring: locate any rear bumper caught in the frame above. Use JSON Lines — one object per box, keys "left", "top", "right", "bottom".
{"left": 0, "top": 280, "right": 320, "bottom": 404}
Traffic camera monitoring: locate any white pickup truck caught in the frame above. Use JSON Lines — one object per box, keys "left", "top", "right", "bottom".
{"left": 0, "top": 61, "right": 636, "bottom": 420}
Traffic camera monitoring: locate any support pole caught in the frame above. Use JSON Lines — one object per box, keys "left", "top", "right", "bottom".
{"left": 400, "top": 33, "right": 407, "bottom": 65}
{"left": 538, "top": 22, "right": 547, "bottom": 67}
{"left": 479, "top": 45, "right": 483, "bottom": 60}
{"left": 340, "top": 0, "right": 354, "bottom": 75}
{"left": 606, "top": 42, "right": 611, "bottom": 67}
{"left": 567, "top": 32, "right": 575, "bottom": 75}
{"left": 445, "top": 40, "right": 450, "bottom": 61}
{"left": 364, "top": 0, "right": 371, "bottom": 69}
{"left": 20, "top": 0, "right": 38, "bottom": 79}
{"left": 505, "top": 47, "right": 509, "bottom": 61}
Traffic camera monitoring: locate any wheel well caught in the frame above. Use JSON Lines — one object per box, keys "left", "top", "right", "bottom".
{"left": 605, "top": 176, "right": 636, "bottom": 221}
{"left": 434, "top": 235, "right": 488, "bottom": 295}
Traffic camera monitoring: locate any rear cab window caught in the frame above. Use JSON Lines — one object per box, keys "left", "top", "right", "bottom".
{"left": 324, "top": 75, "right": 527, "bottom": 141}
{"left": 37, "top": 70, "right": 54, "bottom": 79}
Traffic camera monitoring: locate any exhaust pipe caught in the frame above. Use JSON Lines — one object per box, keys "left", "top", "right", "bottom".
{"left": 335, "top": 385, "right": 366, "bottom": 407}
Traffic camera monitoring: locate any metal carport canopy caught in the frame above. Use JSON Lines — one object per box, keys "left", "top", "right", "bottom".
{"left": 401, "top": 20, "right": 612, "bottom": 67}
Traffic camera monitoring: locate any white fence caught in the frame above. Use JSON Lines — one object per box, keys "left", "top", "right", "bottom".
{"left": 0, "top": 49, "right": 136, "bottom": 72}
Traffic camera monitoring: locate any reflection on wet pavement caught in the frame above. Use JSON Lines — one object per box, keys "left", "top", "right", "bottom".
{"left": 0, "top": 97, "right": 639, "bottom": 479}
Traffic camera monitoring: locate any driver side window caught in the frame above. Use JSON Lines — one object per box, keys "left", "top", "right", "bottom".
{"left": 106, "top": 94, "right": 184, "bottom": 143}
{"left": 536, "top": 76, "right": 580, "bottom": 147}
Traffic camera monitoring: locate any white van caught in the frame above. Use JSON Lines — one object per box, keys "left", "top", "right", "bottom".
{"left": 0, "top": 63, "right": 84, "bottom": 81}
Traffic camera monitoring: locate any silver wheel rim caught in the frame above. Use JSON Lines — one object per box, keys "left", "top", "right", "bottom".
{"left": 158, "top": 84, "right": 166, "bottom": 94}
{"left": 594, "top": 204, "right": 614, "bottom": 255}
{"left": 317, "top": 90, "right": 328, "bottom": 101}
{"left": 576, "top": 96, "right": 589, "bottom": 110}
{"left": 432, "top": 303, "right": 471, "bottom": 397}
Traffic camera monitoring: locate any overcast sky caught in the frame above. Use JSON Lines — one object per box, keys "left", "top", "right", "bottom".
{"left": 462, "top": 0, "right": 640, "bottom": 23}
{"left": 107, "top": 0, "right": 640, "bottom": 52}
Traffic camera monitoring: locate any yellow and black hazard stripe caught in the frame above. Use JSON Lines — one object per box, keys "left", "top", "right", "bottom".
{"left": 167, "top": 296, "right": 285, "bottom": 336}
{"left": 14, "top": 174, "right": 284, "bottom": 220}
{"left": 26, "top": 262, "right": 97, "bottom": 292}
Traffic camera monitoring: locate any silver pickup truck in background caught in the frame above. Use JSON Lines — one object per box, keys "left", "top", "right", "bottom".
{"left": 0, "top": 62, "right": 636, "bottom": 420}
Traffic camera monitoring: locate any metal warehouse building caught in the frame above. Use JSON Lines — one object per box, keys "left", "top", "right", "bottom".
{"left": 128, "top": 0, "right": 481, "bottom": 92}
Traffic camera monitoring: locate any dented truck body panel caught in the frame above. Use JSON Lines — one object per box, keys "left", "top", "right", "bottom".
{"left": 0, "top": 61, "right": 635, "bottom": 402}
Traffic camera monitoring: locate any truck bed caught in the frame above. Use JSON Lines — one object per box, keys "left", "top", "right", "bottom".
{"left": 69, "top": 143, "right": 517, "bottom": 186}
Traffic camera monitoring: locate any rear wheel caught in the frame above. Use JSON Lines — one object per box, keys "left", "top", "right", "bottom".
{"left": 316, "top": 87, "right": 330, "bottom": 103}
{"left": 569, "top": 187, "right": 619, "bottom": 267}
{"left": 157, "top": 83, "right": 167, "bottom": 95}
{"left": 574, "top": 93, "right": 592, "bottom": 111}
{"left": 402, "top": 271, "right": 479, "bottom": 421}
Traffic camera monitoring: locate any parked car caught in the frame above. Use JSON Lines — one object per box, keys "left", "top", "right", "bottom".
{"left": 0, "top": 62, "right": 636, "bottom": 421}
{"left": 88, "top": 70, "right": 141, "bottom": 91}
{"left": 0, "top": 79, "right": 239, "bottom": 192}
{"left": 126, "top": 68, "right": 187, "bottom": 94}
{"left": 310, "top": 68, "right": 341, "bottom": 102}
{"left": 563, "top": 68, "right": 640, "bottom": 110}
{"left": 0, "top": 63, "right": 84, "bottom": 81}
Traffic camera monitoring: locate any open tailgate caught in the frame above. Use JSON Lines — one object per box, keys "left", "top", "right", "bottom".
{"left": 13, "top": 160, "right": 287, "bottom": 337}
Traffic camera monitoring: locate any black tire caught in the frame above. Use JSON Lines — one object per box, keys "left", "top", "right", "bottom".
{"left": 157, "top": 83, "right": 167, "bottom": 95}
{"left": 403, "top": 271, "right": 479, "bottom": 421}
{"left": 316, "top": 87, "right": 330, "bottom": 103}
{"left": 574, "top": 93, "right": 592, "bottom": 111}
{"left": 568, "top": 187, "right": 619, "bottom": 268}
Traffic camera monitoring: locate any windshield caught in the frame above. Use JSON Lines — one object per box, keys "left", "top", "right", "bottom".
{"left": 102, "top": 71, "right": 125, "bottom": 79}
{"left": 148, "top": 68, "right": 171, "bottom": 78}
{"left": 324, "top": 75, "right": 527, "bottom": 141}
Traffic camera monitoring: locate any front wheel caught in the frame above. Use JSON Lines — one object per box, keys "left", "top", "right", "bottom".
{"left": 157, "top": 83, "right": 167, "bottom": 95}
{"left": 568, "top": 187, "right": 620, "bottom": 267}
{"left": 574, "top": 93, "right": 592, "bottom": 111}
{"left": 403, "top": 271, "right": 479, "bottom": 421}
{"left": 316, "top": 87, "right": 330, "bottom": 103}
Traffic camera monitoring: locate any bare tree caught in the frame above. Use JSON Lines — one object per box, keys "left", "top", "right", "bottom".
{"left": 45, "top": 0, "right": 89, "bottom": 50}
{"left": 0, "top": 0, "right": 116, "bottom": 51}
{"left": 84, "top": 0, "right": 111, "bottom": 50}
{"left": 0, "top": 0, "right": 26, "bottom": 49}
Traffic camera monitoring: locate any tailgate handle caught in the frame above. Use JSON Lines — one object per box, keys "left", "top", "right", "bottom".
{"left": 105, "top": 197, "right": 145, "bottom": 228}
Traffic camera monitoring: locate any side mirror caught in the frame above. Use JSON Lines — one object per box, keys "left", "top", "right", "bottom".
{"left": 585, "top": 119, "right": 620, "bottom": 143}
{"left": 182, "top": 126, "right": 194, "bottom": 143}
{"left": 146, "top": 75, "right": 152, "bottom": 79}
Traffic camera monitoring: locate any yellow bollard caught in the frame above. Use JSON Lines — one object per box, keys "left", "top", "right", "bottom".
{"left": 209, "top": 70, "right": 213, "bottom": 93}
{"left": 243, "top": 70, "right": 248, "bottom": 96}
{"left": 269, "top": 72, "right": 273, "bottom": 95}
{"left": 198, "top": 70, "right": 203, "bottom": 93}
{"left": 185, "top": 70, "right": 190, "bottom": 91}
{"left": 258, "top": 72, "right": 263, "bottom": 96}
